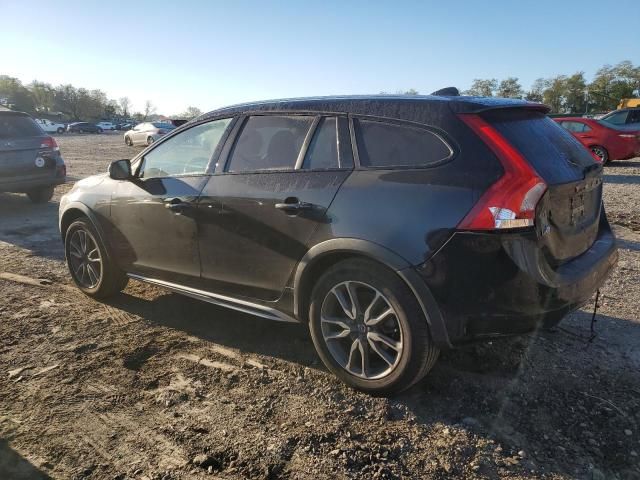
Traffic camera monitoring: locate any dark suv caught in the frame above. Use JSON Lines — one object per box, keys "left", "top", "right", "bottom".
{"left": 1, "top": 110, "right": 66, "bottom": 202}
{"left": 59, "top": 95, "right": 617, "bottom": 395}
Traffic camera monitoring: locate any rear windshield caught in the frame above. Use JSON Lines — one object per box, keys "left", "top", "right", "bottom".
{"left": 483, "top": 110, "right": 595, "bottom": 184}
{"left": 0, "top": 114, "right": 43, "bottom": 139}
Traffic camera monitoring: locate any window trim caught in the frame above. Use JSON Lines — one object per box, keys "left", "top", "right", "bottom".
{"left": 349, "top": 114, "right": 456, "bottom": 170}
{"left": 131, "top": 116, "right": 236, "bottom": 179}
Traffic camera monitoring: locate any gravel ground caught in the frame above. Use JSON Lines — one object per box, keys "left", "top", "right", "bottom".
{"left": 0, "top": 134, "right": 639, "bottom": 480}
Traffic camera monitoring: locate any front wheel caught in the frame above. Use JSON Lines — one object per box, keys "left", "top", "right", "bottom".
{"left": 308, "top": 258, "right": 439, "bottom": 396}
{"left": 65, "top": 218, "right": 128, "bottom": 298}
{"left": 146, "top": 136, "right": 154, "bottom": 146}
{"left": 57, "top": 127, "right": 65, "bottom": 134}
{"left": 125, "top": 136, "right": 133, "bottom": 146}
{"left": 591, "top": 145, "right": 609, "bottom": 163}
{"left": 26, "top": 186, "right": 54, "bottom": 203}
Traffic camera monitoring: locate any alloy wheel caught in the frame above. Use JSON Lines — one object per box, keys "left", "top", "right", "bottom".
{"left": 591, "top": 146, "right": 607, "bottom": 162}
{"left": 68, "top": 228, "right": 102, "bottom": 288}
{"left": 320, "top": 281, "right": 403, "bottom": 380}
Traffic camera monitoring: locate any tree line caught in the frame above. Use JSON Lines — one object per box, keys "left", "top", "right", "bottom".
{"left": 0, "top": 75, "right": 202, "bottom": 121}
{"left": 462, "top": 60, "right": 639, "bottom": 113}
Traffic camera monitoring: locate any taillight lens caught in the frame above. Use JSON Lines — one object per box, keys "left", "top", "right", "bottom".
{"left": 457, "top": 114, "right": 547, "bottom": 230}
{"left": 40, "top": 136, "right": 59, "bottom": 151}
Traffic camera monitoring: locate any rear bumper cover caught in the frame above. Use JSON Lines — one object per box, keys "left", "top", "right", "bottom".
{"left": 415, "top": 214, "right": 618, "bottom": 345}
{"left": 0, "top": 175, "right": 65, "bottom": 193}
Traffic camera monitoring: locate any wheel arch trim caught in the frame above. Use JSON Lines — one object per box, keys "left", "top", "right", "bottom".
{"left": 292, "top": 238, "right": 452, "bottom": 348}
{"left": 59, "top": 201, "right": 114, "bottom": 263}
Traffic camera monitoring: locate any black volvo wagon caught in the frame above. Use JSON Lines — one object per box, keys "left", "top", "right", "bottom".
{"left": 59, "top": 94, "right": 617, "bottom": 394}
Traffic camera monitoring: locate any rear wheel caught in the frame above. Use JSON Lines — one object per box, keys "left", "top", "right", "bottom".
{"left": 97, "top": 127, "right": 103, "bottom": 134}
{"left": 65, "top": 218, "right": 128, "bottom": 298}
{"left": 591, "top": 145, "right": 609, "bottom": 163}
{"left": 125, "top": 135, "right": 133, "bottom": 146}
{"left": 56, "top": 127, "right": 64, "bottom": 134}
{"left": 308, "top": 258, "right": 439, "bottom": 395}
{"left": 26, "top": 186, "right": 54, "bottom": 203}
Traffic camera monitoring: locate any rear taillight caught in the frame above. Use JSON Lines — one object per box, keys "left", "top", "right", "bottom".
{"left": 40, "top": 136, "right": 59, "bottom": 151}
{"left": 457, "top": 114, "right": 547, "bottom": 230}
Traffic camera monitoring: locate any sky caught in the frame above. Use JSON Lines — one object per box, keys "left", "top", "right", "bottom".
{"left": 2, "top": 0, "right": 639, "bottom": 115}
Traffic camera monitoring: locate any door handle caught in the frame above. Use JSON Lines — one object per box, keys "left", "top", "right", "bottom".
{"left": 165, "top": 198, "right": 193, "bottom": 213}
{"left": 275, "top": 197, "right": 314, "bottom": 214}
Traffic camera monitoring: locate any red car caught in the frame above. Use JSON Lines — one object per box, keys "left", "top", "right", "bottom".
{"left": 554, "top": 117, "right": 640, "bottom": 163}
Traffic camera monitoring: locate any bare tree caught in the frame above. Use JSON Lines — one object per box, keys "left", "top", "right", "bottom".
{"left": 143, "top": 100, "right": 156, "bottom": 121}
{"left": 118, "top": 97, "right": 131, "bottom": 118}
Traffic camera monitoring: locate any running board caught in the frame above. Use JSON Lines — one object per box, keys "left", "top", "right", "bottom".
{"left": 127, "top": 273, "right": 298, "bottom": 323}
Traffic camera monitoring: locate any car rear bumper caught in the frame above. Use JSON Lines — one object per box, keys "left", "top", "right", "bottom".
{"left": 415, "top": 213, "right": 618, "bottom": 345}
{"left": 0, "top": 174, "right": 65, "bottom": 193}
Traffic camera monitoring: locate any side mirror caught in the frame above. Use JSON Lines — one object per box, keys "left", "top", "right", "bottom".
{"left": 109, "top": 159, "right": 132, "bottom": 180}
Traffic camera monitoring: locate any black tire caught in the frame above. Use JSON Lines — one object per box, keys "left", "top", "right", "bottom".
{"left": 64, "top": 218, "right": 128, "bottom": 298}
{"left": 26, "top": 186, "right": 54, "bottom": 203}
{"left": 147, "top": 136, "right": 154, "bottom": 146}
{"left": 591, "top": 145, "right": 609, "bottom": 163}
{"left": 97, "top": 128, "right": 103, "bottom": 134}
{"left": 308, "top": 258, "right": 439, "bottom": 396}
{"left": 56, "top": 127, "right": 64, "bottom": 134}
{"left": 125, "top": 136, "right": 133, "bottom": 146}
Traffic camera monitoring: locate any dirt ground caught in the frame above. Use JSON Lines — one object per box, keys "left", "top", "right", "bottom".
{"left": 1, "top": 133, "right": 639, "bottom": 480}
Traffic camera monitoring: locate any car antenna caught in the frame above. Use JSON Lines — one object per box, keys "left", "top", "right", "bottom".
{"left": 431, "top": 87, "right": 460, "bottom": 96}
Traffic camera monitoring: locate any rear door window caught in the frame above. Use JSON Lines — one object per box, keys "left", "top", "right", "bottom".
{"left": 560, "top": 121, "right": 591, "bottom": 133}
{"left": 485, "top": 110, "right": 594, "bottom": 184}
{"left": 354, "top": 119, "right": 452, "bottom": 168}
{"left": 303, "top": 117, "right": 339, "bottom": 170}
{"left": 226, "top": 115, "right": 313, "bottom": 172}
{"left": 0, "top": 115, "right": 43, "bottom": 138}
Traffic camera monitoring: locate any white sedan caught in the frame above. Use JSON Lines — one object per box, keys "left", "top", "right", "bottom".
{"left": 35, "top": 118, "right": 66, "bottom": 134}
{"left": 96, "top": 121, "right": 117, "bottom": 131}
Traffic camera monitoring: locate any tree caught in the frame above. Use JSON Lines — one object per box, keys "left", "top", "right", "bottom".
{"left": 143, "top": 100, "right": 156, "bottom": 121}
{"left": 178, "top": 106, "right": 202, "bottom": 119}
{"left": 542, "top": 76, "right": 567, "bottom": 113}
{"left": 28, "top": 81, "right": 55, "bottom": 113}
{"left": 464, "top": 79, "right": 497, "bottom": 97}
{"left": 0, "top": 76, "right": 34, "bottom": 112}
{"left": 118, "top": 97, "right": 131, "bottom": 118}
{"left": 564, "top": 72, "right": 587, "bottom": 113}
{"left": 525, "top": 78, "right": 547, "bottom": 102}
{"left": 496, "top": 77, "right": 523, "bottom": 99}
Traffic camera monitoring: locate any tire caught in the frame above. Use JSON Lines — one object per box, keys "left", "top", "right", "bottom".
{"left": 26, "top": 186, "right": 54, "bottom": 203}
{"left": 97, "top": 128, "right": 103, "bottom": 134}
{"left": 308, "top": 258, "right": 439, "bottom": 396}
{"left": 147, "top": 136, "right": 154, "bottom": 146}
{"left": 591, "top": 145, "right": 609, "bottom": 163}
{"left": 64, "top": 218, "right": 128, "bottom": 298}
{"left": 56, "top": 127, "right": 64, "bottom": 134}
{"left": 125, "top": 136, "right": 133, "bottom": 146}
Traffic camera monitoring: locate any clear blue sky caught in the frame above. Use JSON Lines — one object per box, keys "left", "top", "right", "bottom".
{"left": 2, "top": 0, "right": 639, "bottom": 115}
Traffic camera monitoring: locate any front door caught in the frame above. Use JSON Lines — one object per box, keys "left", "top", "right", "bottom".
{"left": 108, "top": 118, "right": 233, "bottom": 283}
{"left": 197, "top": 114, "right": 354, "bottom": 301}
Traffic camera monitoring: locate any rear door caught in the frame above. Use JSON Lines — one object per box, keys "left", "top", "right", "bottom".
{"left": 485, "top": 110, "right": 602, "bottom": 263}
{"left": 0, "top": 113, "right": 54, "bottom": 188}
{"left": 197, "top": 114, "right": 354, "bottom": 301}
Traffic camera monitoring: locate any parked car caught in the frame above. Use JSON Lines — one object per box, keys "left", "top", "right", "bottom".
{"left": 59, "top": 95, "right": 617, "bottom": 395}
{"left": 115, "top": 122, "right": 133, "bottom": 131}
{"left": 554, "top": 117, "right": 640, "bottom": 163}
{"left": 67, "top": 122, "right": 103, "bottom": 134}
{"left": 35, "top": 118, "right": 66, "bottom": 134}
{"left": 96, "top": 121, "right": 116, "bottom": 131}
{"left": 599, "top": 108, "right": 640, "bottom": 129}
{"left": 1, "top": 111, "right": 66, "bottom": 202}
{"left": 123, "top": 122, "right": 176, "bottom": 146}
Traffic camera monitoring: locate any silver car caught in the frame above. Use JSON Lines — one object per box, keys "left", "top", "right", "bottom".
{"left": 124, "top": 122, "right": 176, "bottom": 146}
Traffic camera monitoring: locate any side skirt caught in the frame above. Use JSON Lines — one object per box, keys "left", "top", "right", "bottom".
{"left": 127, "top": 273, "right": 299, "bottom": 324}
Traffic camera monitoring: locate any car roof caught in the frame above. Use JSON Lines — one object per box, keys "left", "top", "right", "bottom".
{"left": 197, "top": 95, "right": 548, "bottom": 124}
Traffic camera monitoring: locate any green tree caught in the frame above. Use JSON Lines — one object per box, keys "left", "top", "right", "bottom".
{"left": 464, "top": 79, "right": 497, "bottom": 97}
{"left": 542, "top": 76, "right": 567, "bottom": 113}
{"left": 496, "top": 77, "right": 523, "bottom": 98}
{"left": 525, "top": 78, "right": 547, "bottom": 102}
{"left": 563, "top": 72, "right": 587, "bottom": 113}
{"left": 28, "top": 81, "right": 55, "bottom": 113}
{"left": 0, "top": 76, "right": 34, "bottom": 112}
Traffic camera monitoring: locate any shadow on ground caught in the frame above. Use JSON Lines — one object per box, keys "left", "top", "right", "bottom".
{"left": 0, "top": 439, "right": 50, "bottom": 480}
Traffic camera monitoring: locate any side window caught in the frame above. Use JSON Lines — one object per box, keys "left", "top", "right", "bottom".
{"left": 354, "top": 119, "right": 452, "bottom": 168}
{"left": 226, "top": 115, "right": 313, "bottom": 172}
{"left": 581, "top": 123, "right": 592, "bottom": 132}
{"left": 603, "top": 111, "right": 629, "bottom": 125}
{"left": 629, "top": 110, "right": 640, "bottom": 123}
{"left": 303, "top": 117, "right": 339, "bottom": 170}
{"left": 139, "top": 118, "right": 232, "bottom": 179}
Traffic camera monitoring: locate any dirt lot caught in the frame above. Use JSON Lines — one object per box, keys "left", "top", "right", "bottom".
{"left": 1, "top": 133, "right": 639, "bottom": 480}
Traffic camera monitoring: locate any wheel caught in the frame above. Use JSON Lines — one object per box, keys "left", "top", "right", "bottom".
{"left": 64, "top": 218, "right": 128, "bottom": 298}
{"left": 591, "top": 145, "right": 609, "bottom": 163}
{"left": 146, "top": 136, "right": 154, "bottom": 146}
{"left": 125, "top": 136, "right": 133, "bottom": 146}
{"left": 308, "top": 258, "right": 439, "bottom": 395}
{"left": 56, "top": 127, "right": 64, "bottom": 134}
{"left": 26, "top": 186, "right": 54, "bottom": 203}
{"left": 97, "top": 127, "right": 103, "bottom": 134}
